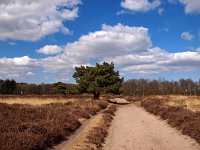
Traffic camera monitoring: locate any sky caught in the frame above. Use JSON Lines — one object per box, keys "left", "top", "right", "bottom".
{"left": 0, "top": 0, "right": 200, "bottom": 84}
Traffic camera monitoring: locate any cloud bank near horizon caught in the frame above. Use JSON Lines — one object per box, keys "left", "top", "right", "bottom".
{"left": 1, "top": 24, "right": 200, "bottom": 81}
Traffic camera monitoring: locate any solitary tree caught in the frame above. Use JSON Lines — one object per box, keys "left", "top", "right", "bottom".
{"left": 73, "top": 62, "right": 124, "bottom": 99}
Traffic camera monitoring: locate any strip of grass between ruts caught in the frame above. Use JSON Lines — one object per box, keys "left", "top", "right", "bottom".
{"left": 141, "top": 98, "right": 200, "bottom": 144}
{"left": 86, "top": 104, "right": 118, "bottom": 150}
{"left": 0, "top": 100, "right": 108, "bottom": 150}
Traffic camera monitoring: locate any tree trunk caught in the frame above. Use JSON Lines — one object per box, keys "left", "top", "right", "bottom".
{"left": 93, "top": 91, "right": 100, "bottom": 99}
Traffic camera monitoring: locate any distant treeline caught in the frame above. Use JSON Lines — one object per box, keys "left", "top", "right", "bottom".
{"left": 0, "top": 79, "right": 79, "bottom": 95}
{"left": 1, "top": 78, "right": 200, "bottom": 96}
{"left": 122, "top": 78, "right": 200, "bottom": 96}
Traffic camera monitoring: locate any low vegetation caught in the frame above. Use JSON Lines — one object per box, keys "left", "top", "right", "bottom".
{"left": 0, "top": 99, "right": 108, "bottom": 150}
{"left": 86, "top": 105, "right": 117, "bottom": 149}
{"left": 141, "top": 97, "right": 200, "bottom": 144}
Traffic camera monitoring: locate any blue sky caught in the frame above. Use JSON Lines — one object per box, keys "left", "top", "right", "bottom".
{"left": 0, "top": 0, "right": 200, "bottom": 83}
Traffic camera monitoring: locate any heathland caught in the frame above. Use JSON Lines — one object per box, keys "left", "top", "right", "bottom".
{"left": 0, "top": 95, "right": 200, "bottom": 150}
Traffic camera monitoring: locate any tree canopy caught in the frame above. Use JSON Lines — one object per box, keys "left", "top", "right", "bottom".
{"left": 73, "top": 62, "right": 124, "bottom": 99}
{"left": 0, "top": 79, "right": 16, "bottom": 94}
{"left": 52, "top": 82, "right": 67, "bottom": 95}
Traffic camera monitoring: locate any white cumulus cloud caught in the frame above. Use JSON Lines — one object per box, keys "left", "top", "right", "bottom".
{"left": 36, "top": 45, "right": 63, "bottom": 55}
{"left": 1, "top": 24, "right": 200, "bottom": 80}
{"left": 179, "top": 0, "right": 200, "bottom": 14}
{"left": 0, "top": 0, "right": 81, "bottom": 41}
{"left": 121, "top": 0, "right": 161, "bottom": 12}
{"left": 168, "top": 0, "right": 200, "bottom": 14}
{"left": 65, "top": 23, "right": 152, "bottom": 62}
{"left": 39, "top": 23, "right": 152, "bottom": 73}
{"left": 39, "top": 24, "right": 200, "bottom": 76}
{"left": 0, "top": 56, "right": 38, "bottom": 79}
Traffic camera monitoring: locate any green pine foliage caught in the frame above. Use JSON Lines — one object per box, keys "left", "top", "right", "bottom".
{"left": 73, "top": 62, "right": 124, "bottom": 99}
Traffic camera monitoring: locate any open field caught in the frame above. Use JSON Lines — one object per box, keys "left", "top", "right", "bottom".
{"left": 0, "top": 96, "right": 108, "bottom": 150}
{"left": 0, "top": 95, "right": 93, "bottom": 105}
{"left": 126, "top": 95, "right": 200, "bottom": 112}
{"left": 151, "top": 95, "right": 200, "bottom": 112}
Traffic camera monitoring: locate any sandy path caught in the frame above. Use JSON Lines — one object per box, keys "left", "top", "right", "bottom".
{"left": 104, "top": 104, "right": 200, "bottom": 150}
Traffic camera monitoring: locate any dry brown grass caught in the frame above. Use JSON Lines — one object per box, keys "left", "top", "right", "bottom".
{"left": 150, "top": 95, "right": 200, "bottom": 112}
{"left": 185, "top": 97, "right": 200, "bottom": 112}
{"left": 0, "top": 97, "right": 77, "bottom": 105}
{"left": 0, "top": 95, "right": 93, "bottom": 105}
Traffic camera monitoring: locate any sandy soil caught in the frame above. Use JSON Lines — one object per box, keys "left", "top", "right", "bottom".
{"left": 104, "top": 104, "right": 200, "bottom": 150}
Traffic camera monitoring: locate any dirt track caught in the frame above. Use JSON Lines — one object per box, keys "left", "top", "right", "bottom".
{"left": 104, "top": 104, "right": 200, "bottom": 150}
